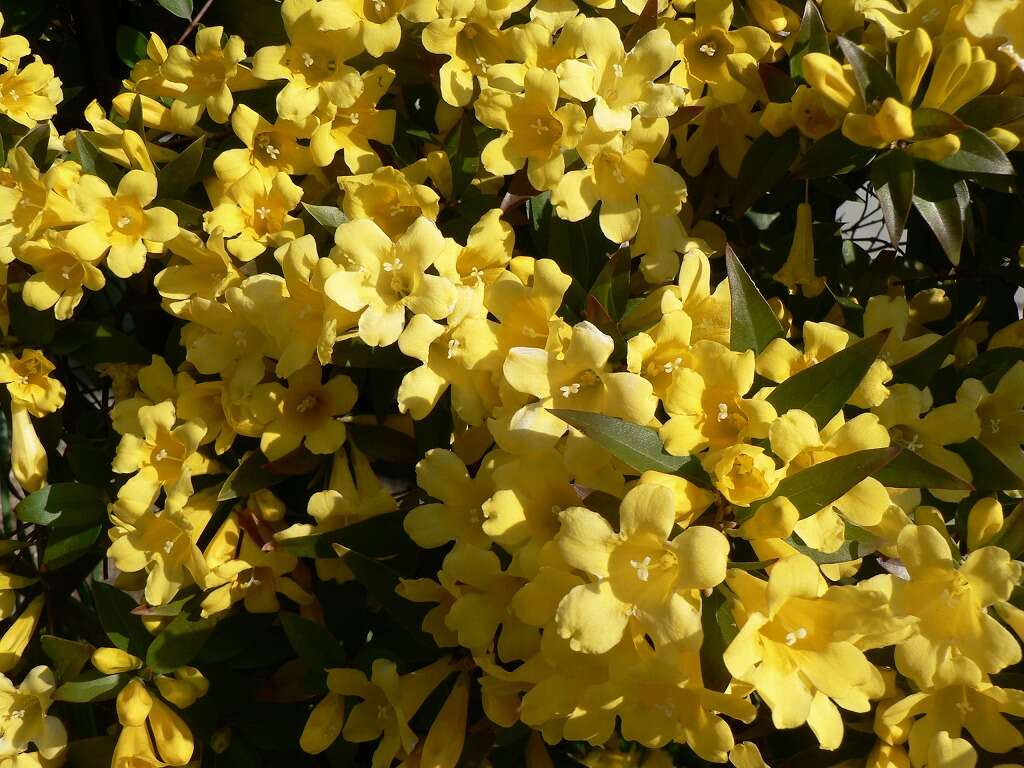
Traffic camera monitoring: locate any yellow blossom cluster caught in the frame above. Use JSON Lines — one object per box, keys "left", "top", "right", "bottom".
{"left": 0, "top": 0, "right": 1021, "bottom": 767}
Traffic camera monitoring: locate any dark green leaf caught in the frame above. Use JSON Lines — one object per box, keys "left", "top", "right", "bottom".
{"left": 766, "top": 331, "right": 888, "bottom": 428}
{"left": 742, "top": 447, "right": 901, "bottom": 520}
{"left": 44, "top": 524, "right": 104, "bottom": 569}
{"left": 726, "top": 246, "right": 784, "bottom": 355}
{"left": 953, "top": 439, "right": 1024, "bottom": 491}
{"left": 734, "top": 130, "right": 801, "bottom": 216}
{"left": 16, "top": 123, "right": 50, "bottom": 169}
{"left": 789, "top": 1, "right": 829, "bottom": 80}
{"left": 872, "top": 448, "right": 973, "bottom": 490}
{"left": 699, "top": 588, "right": 735, "bottom": 691}
{"left": 157, "top": 0, "right": 194, "bottom": 19}
{"left": 796, "top": 129, "right": 876, "bottom": 178}
{"left": 154, "top": 199, "right": 204, "bottom": 229}
{"left": 115, "top": 26, "right": 148, "bottom": 69}
{"left": 837, "top": 37, "right": 900, "bottom": 104}
{"left": 73, "top": 131, "right": 122, "bottom": 188}
{"left": 128, "top": 95, "right": 146, "bottom": 138}
{"left": 547, "top": 409, "right": 710, "bottom": 486}
{"left": 343, "top": 550, "right": 432, "bottom": 639}
{"left": 871, "top": 151, "right": 914, "bottom": 244}
{"left": 891, "top": 298, "right": 985, "bottom": 387}
{"left": 279, "top": 510, "right": 409, "bottom": 559}
{"left": 936, "top": 127, "right": 1015, "bottom": 176}
{"left": 41, "top": 635, "right": 94, "bottom": 681}
{"left": 302, "top": 203, "right": 348, "bottom": 231}
{"left": 788, "top": 522, "right": 880, "bottom": 563}
{"left": 92, "top": 582, "right": 151, "bottom": 655}
{"left": 280, "top": 613, "right": 346, "bottom": 672}
{"left": 956, "top": 96, "right": 1024, "bottom": 132}
{"left": 145, "top": 599, "right": 217, "bottom": 673}
{"left": 55, "top": 672, "right": 130, "bottom": 703}
{"left": 217, "top": 451, "right": 320, "bottom": 501}
{"left": 16, "top": 483, "right": 104, "bottom": 526}
{"left": 158, "top": 136, "right": 206, "bottom": 199}
{"left": 912, "top": 165, "right": 968, "bottom": 264}
{"left": 50, "top": 321, "right": 151, "bottom": 364}
{"left": 911, "top": 109, "right": 966, "bottom": 140}
{"left": 588, "top": 248, "right": 631, "bottom": 321}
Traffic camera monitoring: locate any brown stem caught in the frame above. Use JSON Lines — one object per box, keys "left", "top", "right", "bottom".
{"left": 176, "top": 0, "right": 217, "bottom": 46}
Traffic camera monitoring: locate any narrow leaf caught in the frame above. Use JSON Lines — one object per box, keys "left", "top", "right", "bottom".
{"left": 157, "top": 0, "right": 194, "bottom": 19}
{"left": 789, "top": 1, "right": 829, "bottom": 80}
{"left": 891, "top": 298, "right": 985, "bottom": 387}
{"left": 870, "top": 150, "right": 914, "bottom": 243}
{"left": 837, "top": 37, "right": 901, "bottom": 104}
{"left": 548, "top": 409, "right": 711, "bottom": 486}
{"left": 872, "top": 448, "right": 973, "bottom": 490}
{"left": 956, "top": 95, "right": 1024, "bottom": 132}
{"left": 953, "top": 439, "right": 1024, "bottom": 491}
{"left": 911, "top": 108, "right": 966, "bottom": 140}
{"left": 912, "top": 165, "right": 968, "bottom": 265}
{"left": 726, "top": 246, "right": 784, "bottom": 355}
{"left": 91, "top": 582, "right": 151, "bottom": 656}
{"left": 145, "top": 599, "right": 217, "bottom": 673}
{"left": 55, "top": 672, "right": 130, "bottom": 703}
{"left": 302, "top": 203, "right": 348, "bottom": 231}
{"left": 766, "top": 331, "right": 888, "bottom": 428}
{"left": 936, "top": 127, "right": 1015, "bottom": 175}
{"left": 158, "top": 136, "right": 206, "bottom": 198}
{"left": 733, "top": 129, "right": 801, "bottom": 215}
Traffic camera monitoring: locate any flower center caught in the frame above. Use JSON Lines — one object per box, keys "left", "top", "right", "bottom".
{"left": 784, "top": 627, "right": 807, "bottom": 646}
{"left": 630, "top": 555, "right": 652, "bottom": 582}
{"left": 295, "top": 395, "right": 318, "bottom": 414}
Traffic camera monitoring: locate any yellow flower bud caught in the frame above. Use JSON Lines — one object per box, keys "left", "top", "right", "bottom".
{"left": 116, "top": 678, "right": 153, "bottom": 727}
{"left": 922, "top": 37, "right": 972, "bottom": 109}
{"left": 0, "top": 595, "right": 44, "bottom": 672}
{"left": 906, "top": 133, "right": 961, "bottom": 161}
{"left": 967, "top": 496, "right": 1004, "bottom": 549}
{"left": 740, "top": 496, "right": 799, "bottom": 540}
{"left": 148, "top": 696, "right": 195, "bottom": 765}
{"left": 760, "top": 102, "right": 796, "bottom": 137}
{"left": 940, "top": 59, "right": 996, "bottom": 114}
{"left": 775, "top": 202, "right": 824, "bottom": 297}
{"left": 10, "top": 403, "right": 47, "bottom": 493}
{"left": 420, "top": 672, "right": 470, "bottom": 768}
{"left": 91, "top": 647, "right": 143, "bottom": 675}
{"left": 802, "top": 53, "right": 860, "bottom": 112}
{"left": 791, "top": 86, "right": 840, "bottom": 139}
{"left": 988, "top": 126, "right": 1020, "bottom": 152}
{"left": 895, "top": 28, "right": 932, "bottom": 104}
{"left": 299, "top": 691, "right": 345, "bottom": 755}
{"left": 875, "top": 98, "right": 915, "bottom": 143}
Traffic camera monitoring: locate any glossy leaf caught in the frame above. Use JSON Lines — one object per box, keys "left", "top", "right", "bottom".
{"left": 956, "top": 96, "right": 1024, "bottom": 132}
{"left": 766, "top": 331, "right": 888, "bottom": 428}
{"left": 911, "top": 109, "right": 966, "bottom": 140}
{"left": 837, "top": 37, "right": 900, "bottom": 104}
{"left": 302, "top": 203, "right": 348, "bottom": 231}
{"left": 872, "top": 448, "right": 973, "bottom": 490}
{"left": 158, "top": 136, "right": 206, "bottom": 198}
{"left": 891, "top": 298, "right": 985, "bottom": 387}
{"left": 912, "top": 165, "right": 969, "bottom": 264}
{"left": 789, "top": 1, "right": 829, "bottom": 80}
{"left": 146, "top": 599, "right": 217, "bottom": 673}
{"left": 733, "top": 129, "right": 801, "bottom": 216}
{"left": 157, "top": 0, "right": 193, "bottom": 18}
{"left": 92, "top": 582, "right": 151, "bottom": 656}
{"left": 55, "top": 672, "right": 130, "bottom": 703}
{"left": 726, "top": 246, "right": 785, "bottom": 355}
{"left": 937, "top": 127, "right": 1015, "bottom": 176}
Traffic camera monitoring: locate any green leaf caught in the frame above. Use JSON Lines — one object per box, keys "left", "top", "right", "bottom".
{"left": 953, "top": 439, "right": 1024, "bottom": 491}
{"left": 55, "top": 672, "right": 130, "bottom": 703}
{"left": 158, "top": 136, "right": 206, "bottom": 199}
{"left": 280, "top": 511, "right": 410, "bottom": 560}
{"left": 699, "top": 588, "right": 735, "bottom": 691}
{"left": 726, "top": 246, "right": 784, "bottom": 355}
{"left": 218, "top": 451, "right": 320, "bottom": 501}
{"left": 115, "top": 26, "right": 148, "bottom": 69}
{"left": 50, "top": 321, "right": 151, "bottom": 365}
{"left": 766, "top": 331, "right": 888, "bottom": 428}
{"left": 910, "top": 108, "right": 966, "bottom": 140}
{"left": 870, "top": 150, "right": 914, "bottom": 243}
{"left": 588, "top": 247, "right": 631, "bottom": 321}
{"left": 733, "top": 129, "right": 801, "bottom": 216}
{"left": 154, "top": 199, "right": 204, "bottom": 229}
{"left": 73, "top": 131, "right": 122, "bottom": 188}
{"left": 891, "top": 298, "right": 985, "bottom": 387}
{"left": 44, "top": 524, "right": 104, "bottom": 570}
{"left": 16, "top": 123, "right": 50, "bottom": 168}
{"left": 912, "top": 165, "right": 968, "bottom": 265}
{"left": 796, "top": 130, "right": 876, "bottom": 178}
{"left": 992, "top": 504, "right": 1024, "bottom": 558}
{"left": 157, "top": 0, "right": 194, "bottom": 18}
{"left": 789, "top": 0, "right": 829, "bottom": 80}
{"left": 936, "top": 127, "right": 1015, "bottom": 175}
{"left": 787, "top": 522, "right": 881, "bottom": 564}
{"left": 742, "top": 447, "right": 901, "bottom": 520}
{"left": 837, "top": 37, "right": 900, "bottom": 104}
{"left": 145, "top": 599, "right": 217, "bottom": 673}
{"left": 343, "top": 550, "right": 433, "bottom": 640}
{"left": 128, "top": 95, "right": 146, "bottom": 138}
{"left": 41, "top": 635, "right": 94, "bottom": 681}
{"left": 91, "top": 582, "right": 151, "bottom": 656}
{"left": 872, "top": 448, "right": 973, "bottom": 490}
{"left": 16, "top": 483, "right": 104, "bottom": 526}
{"left": 547, "top": 409, "right": 711, "bottom": 486}
{"left": 302, "top": 203, "right": 348, "bottom": 231}
{"left": 956, "top": 96, "right": 1024, "bottom": 132}
{"left": 280, "top": 613, "right": 346, "bottom": 673}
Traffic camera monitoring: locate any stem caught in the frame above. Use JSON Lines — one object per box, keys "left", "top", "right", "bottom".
{"left": 176, "top": 0, "right": 216, "bottom": 46}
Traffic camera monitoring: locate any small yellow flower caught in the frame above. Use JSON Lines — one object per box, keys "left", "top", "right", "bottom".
{"left": 204, "top": 169, "right": 305, "bottom": 262}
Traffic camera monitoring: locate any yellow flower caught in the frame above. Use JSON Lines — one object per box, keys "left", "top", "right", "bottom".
{"left": 111, "top": 400, "right": 211, "bottom": 508}
{"left": 887, "top": 524, "right": 1022, "bottom": 688}
{"left": 153, "top": 230, "right": 241, "bottom": 309}
{"left": 706, "top": 443, "right": 780, "bottom": 507}
{"left": 66, "top": 169, "right": 179, "bottom": 278}
{"left": 422, "top": 0, "right": 514, "bottom": 107}
{"left": 0, "top": 55, "right": 62, "bottom": 128}
{"left": 660, "top": 340, "right": 776, "bottom": 455}
{"left": 775, "top": 202, "right": 825, "bottom": 297}
{"left": 162, "top": 26, "right": 258, "bottom": 123}
{"left": 756, "top": 320, "right": 892, "bottom": 408}
{"left": 251, "top": 0, "right": 364, "bottom": 120}
{"left": 250, "top": 364, "right": 357, "bottom": 461}
{"left": 842, "top": 97, "right": 915, "bottom": 149}
{"left": 312, "top": 0, "right": 440, "bottom": 57}
{"left": 325, "top": 216, "right": 457, "bottom": 348}
{"left": 488, "top": 258, "right": 571, "bottom": 353}
{"left": 725, "top": 555, "right": 910, "bottom": 747}
{"left": 0, "top": 14, "right": 29, "bottom": 68}
{"left": 107, "top": 483, "right": 214, "bottom": 605}
{"left": 18, "top": 230, "right": 105, "bottom": 320}
{"left": 956, "top": 361, "right": 1024, "bottom": 479}
{"left": 555, "top": 484, "right": 729, "bottom": 653}
{"left": 339, "top": 165, "right": 440, "bottom": 239}
{"left": 0, "top": 348, "right": 65, "bottom": 416}
{"left": 668, "top": 0, "right": 773, "bottom": 104}
{"left": 213, "top": 104, "right": 315, "bottom": 183}
{"left": 306, "top": 657, "right": 453, "bottom": 765}
{"left": 310, "top": 64, "right": 397, "bottom": 172}
{"left": 557, "top": 19, "right": 685, "bottom": 132}
{"left": 503, "top": 319, "right": 658, "bottom": 425}
{"left": 0, "top": 666, "right": 67, "bottom": 765}
{"left": 0, "top": 148, "right": 82, "bottom": 263}
{"left": 112, "top": 671, "right": 203, "bottom": 766}
{"left": 204, "top": 169, "right": 305, "bottom": 262}
{"left": 475, "top": 67, "right": 586, "bottom": 191}
{"left": 552, "top": 116, "right": 686, "bottom": 245}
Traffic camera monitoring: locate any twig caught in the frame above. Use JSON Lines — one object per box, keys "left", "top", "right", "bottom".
{"left": 176, "top": 0, "right": 216, "bottom": 46}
